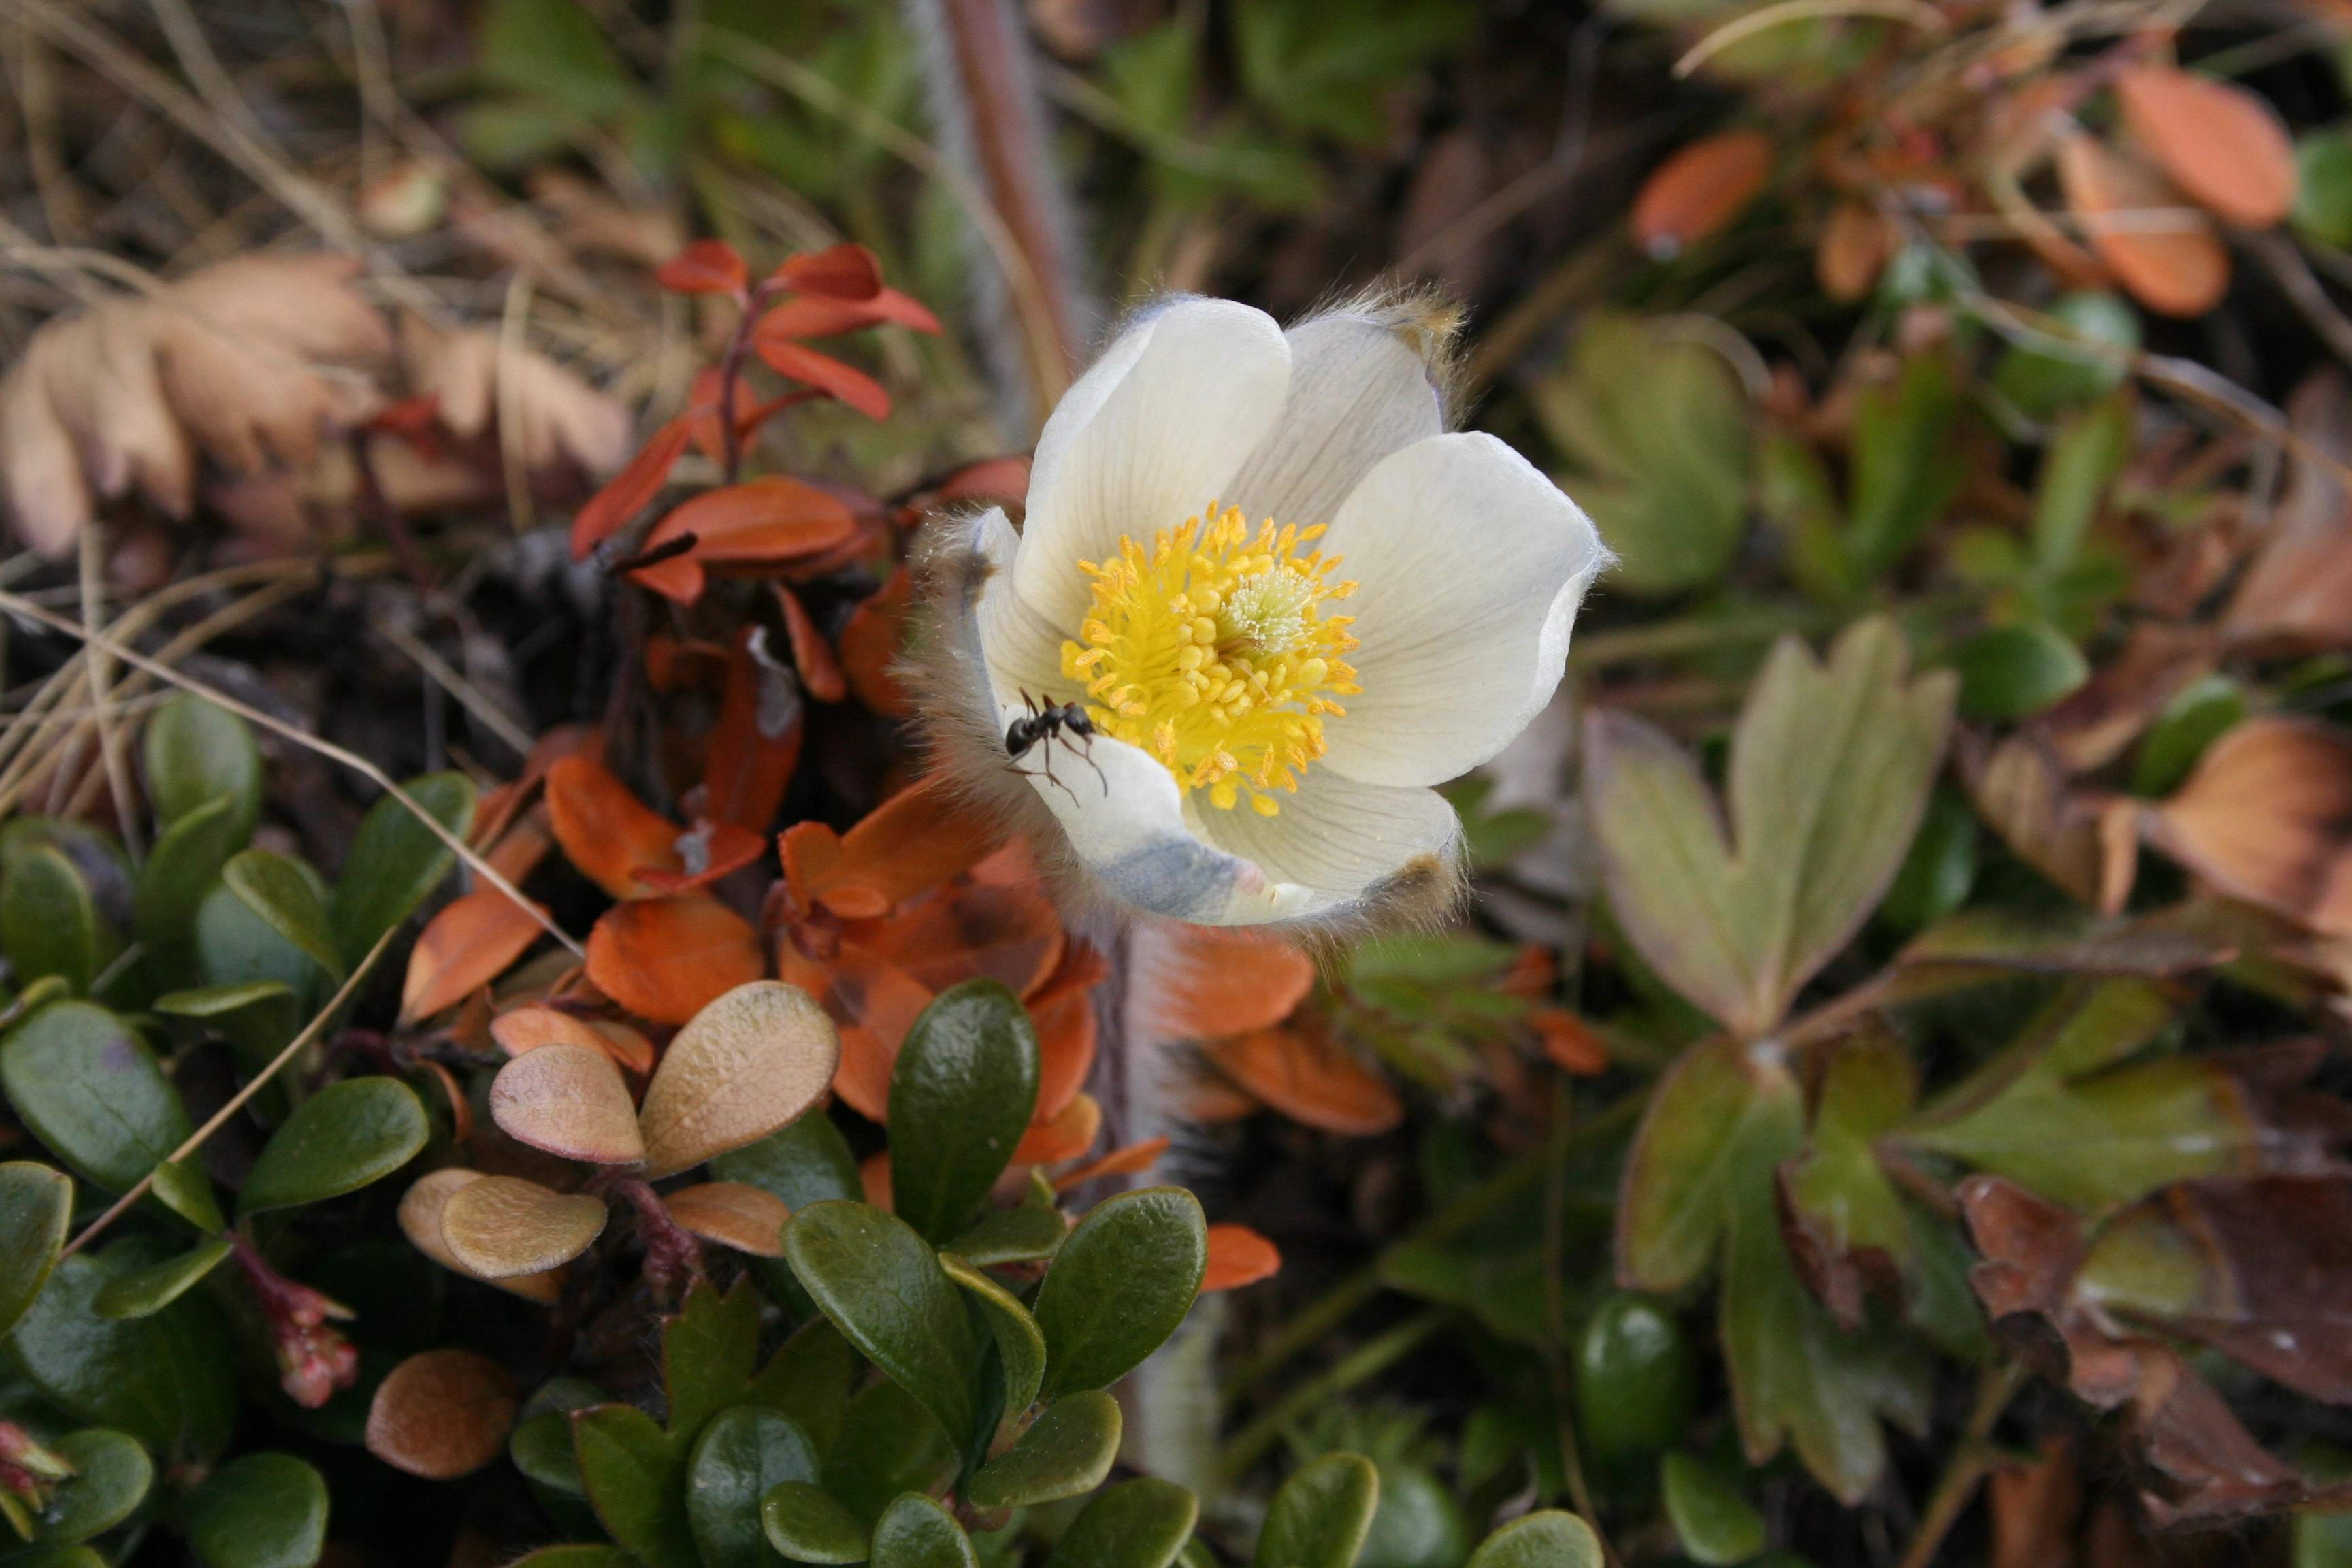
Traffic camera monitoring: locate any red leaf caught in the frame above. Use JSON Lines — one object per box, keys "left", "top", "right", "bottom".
{"left": 1014, "top": 1092, "right": 1100, "bottom": 1165}
{"left": 583, "top": 896, "right": 765, "bottom": 1025}
{"left": 753, "top": 338, "right": 890, "bottom": 421}
{"left": 780, "top": 774, "right": 1003, "bottom": 918}
{"left": 1201, "top": 1223, "right": 1282, "bottom": 1291}
{"left": 2115, "top": 66, "right": 2298, "bottom": 229}
{"left": 1052, "top": 1136, "right": 1170, "bottom": 1193}
{"left": 570, "top": 416, "right": 690, "bottom": 560}
{"left": 757, "top": 287, "right": 943, "bottom": 340}
{"left": 632, "top": 478, "right": 862, "bottom": 603}
{"left": 657, "top": 238, "right": 748, "bottom": 295}
{"left": 545, "top": 755, "right": 682, "bottom": 898}
{"left": 774, "top": 583, "right": 847, "bottom": 702}
{"left": 1633, "top": 129, "right": 1772, "bottom": 259}
{"left": 401, "top": 887, "right": 546, "bottom": 1024}
{"left": 772, "top": 242, "right": 881, "bottom": 301}
{"left": 704, "top": 624, "right": 805, "bottom": 833}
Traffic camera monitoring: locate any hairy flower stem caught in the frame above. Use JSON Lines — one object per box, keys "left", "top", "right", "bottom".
{"left": 602, "top": 1175, "right": 705, "bottom": 1294}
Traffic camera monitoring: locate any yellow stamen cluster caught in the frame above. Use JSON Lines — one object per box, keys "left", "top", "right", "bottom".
{"left": 1061, "top": 503, "right": 1359, "bottom": 817}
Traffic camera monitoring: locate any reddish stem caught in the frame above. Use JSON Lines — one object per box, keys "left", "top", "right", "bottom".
{"left": 600, "top": 1175, "right": 706, "bottom": 1295}
{"left": 718, "top": 278, "right": 789, "bottom": 486}
{"left": 229, "top": 1232, "right": 359, "bottom": 1409}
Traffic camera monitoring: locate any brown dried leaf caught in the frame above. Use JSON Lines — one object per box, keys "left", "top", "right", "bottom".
{"left": 1964, "top": 731, "right": 2135, "bottom": 911}
{"left": 2057, "top": 134, "right": 2228, "bottom": 319}
{"left": 2144, "top": 716, "right": 2352, "bottom": 936}
{"left": 638, "top": 981, "right": 840, "bottom": 1178}
{"left": 2225, "top": 371, "right": 2352, "bottom": 651}
{"left": 2114, "top": 67, "right": 2298, "bottom": 229}
{"left": 2037, "top": 625, "right": 2220, "bottom": 774}
{"left": 365, "top": 1349, "right": 521, "bottom": 1480}
{"left": 440, "top": 1175, "right": 608, "bottom": 1278}
{"left": 399, "top": 313, "right": 630, "bottom": 476}
{"left": 489, "top": 1043, "right": 647, "bottom": 1166}
{"left": 395, "top": 1169, "right": 565, "bottom": 1303}
{"left": 662, "top": 1181, "right": 791, "bottom": 1256}
{"left": 1989, "top": 1436, "right": 2081, "bottom": 1568}
{"left": 1817, "top": 200, "right": 1894, "bottom": 302}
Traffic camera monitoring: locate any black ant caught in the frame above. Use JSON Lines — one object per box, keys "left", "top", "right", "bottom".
{"left": 1004, "top": 691, "right": 1106, "bottom": 802}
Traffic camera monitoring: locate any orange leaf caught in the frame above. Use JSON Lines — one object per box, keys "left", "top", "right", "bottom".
{"left": 928, "top": 455, "right": 1030, "bottom": 509}
{"left": 1202, "top": 1028, "right": 1403, "bottom": 1137}
{"left": 401, "top": 887, "right": 546, "bottom": 1024}
{"left": 365, "top": 1350, "right": 520, "bottom": 1480}
{"left": 783, "top": 774, "right": 1003, "bottom": 918}
{"left": 865, "top": 880, "right": 1064, "bottom": 997}
{"left": 2058, "top": 133, "right": 2228, "bottom": 318}
{"left": 774, "top": 243, "right": 884, "bottom": 301}
{"left": 632, "top": 478, "right": 861, "bottom": 602}
{"left": 546, "top": 755, "right": 681, "bottom": 898}
{"left": 1633, "top": 129, "right": 1772, "bottom": 259}
{"left": 775, "top": 583, "right": 848, "bottom": 703}
{"left": 838, "top": 566, "right": 912, "bottom": 715}
{"left": 1133, "top": 924, "right": 1314, "bottom": 1041}
{"left": 1200, "top": 1224, "right": 1282, "bottom": 1291}
{"left": 783, "top": 941, "right": 936, "bottom": 1122}
{"left": 757, "top": 287, "right": 943, "bottom": 340}
{"left": 2116, "top": 66, "right": 2298, "bottom": 229}
{"left": 706, "top": 625, "right": 805, "bottom": 833}
{"left": 490, "top": 1002, "right": 610, "bottom": 1056}
{"left": 1184, "top": 1071, "right": 1260, "bottom": 1123}
{"left": 860, "top": 1150, "right": 893, "bottom": 1210}
{"left": 1052, "top": 1135, "right": 1169, "bottom": 1193}
{"left": 485, "top": 809, "right": 555, "bottom": 887}
{"left": 657, "top": 238, "right": 748, "bottom": 295}
{"left": 664, "top": 1181, "right": 791, "bottom": 1256}
{"left": 585, "top": 896, "right": 765, "bottom": 1025}
{"left": 2146, "top": 716, "right": 2352, "bottom": 936}
{"left": 571, "top": 416, "right": 691, "bottom": 560}
{"left": 753, "top": 338, "right": 890, "bottom": 421}
{"left": 1015, "top": 1092, "right": 1100, "bottom": 1166}
{"left": 1032, "top": 983, "right": 1098, "bottom": 1123}
{"left": 1529, "top": 1008, "right": 1610, "bottom": 1075}
{"left": 637, "top": 819, "right": 768, "bottom": 894}
{"left": 1818, "top": 200, "right": 1894, "bottom": 302}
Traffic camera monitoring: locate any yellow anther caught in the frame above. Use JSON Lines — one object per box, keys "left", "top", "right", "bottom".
{"left": 1250, "top": 795, "right": 1281, "bottom": 817}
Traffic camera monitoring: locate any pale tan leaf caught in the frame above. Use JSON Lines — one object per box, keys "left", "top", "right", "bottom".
{"left": 401, "top": 314, "right": 631, "bottom": 476}
{"left": 365, "top": 1349, "right": 521, "bottom": 1480}
{"left": 439, "top": 1175, "right": 608, "bottom": 1278}
{"left": 2146, "top": 717, "right": 2352, "bottom": 937}
{"left": 2225, "top": 371, "right": 2352, "bottom": 651}
{"left": 1963, "top": 730, "right": 2113, "bottom": 909}
{"left": 489, "top": 1043, "right": 647, "bottom": 1165}
{"left": 662, "top": 1181, "right": 791, "bottom": 1256}
{"left": 395, "top": 1169, "right": 564, "bottom": 1303}
{"left": 638, "top": 980, "right": 840, "bottom": 1178}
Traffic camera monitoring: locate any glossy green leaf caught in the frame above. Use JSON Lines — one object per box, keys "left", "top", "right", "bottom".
{"left": 871, "top": 1492, "right": 977, "bottom": 1568}
{"left": 784, "top": 1201, "right": 977, "bottom": 1449}
{"left": 574, "top": 1404, "right": 697, "bottom": 1568}
{"left": 5, "top": 1548, "right": 106, "bottom": 1568}
{"left": 1992, "top": 292, "right": 2138, "bottom": 417}
{"left": 1876, "top": 784, "right": 1976, "bottom": 933}
{"left": 0, "top": 1160, "right": 72, "bottom": 1337}
{"left": 1, "top": 1002, "right": 218, "bottom": 1228}
{"left": 12, "top": 1246, "right": 236, "bottom": 1458}
{"left": 92, "top": 1236, "right": 232, "bottom": 1318}
{"left": 147, "top": 1156, "right": 221, "bottom": 1232}
{"left": 824, "top": 1379, "right": 953, "bottom": 1526}
{"left": 144, "top": 694, "right": 262, "bottom": 843}
{"left": 196, "top": 879, "right": 325, "bottom": 1011}
{"left": 239, "top": 1078, "right": 427, "bottom": 1215}
{"left": 665, "top": 1276, "right": 763, "bottom": 1443}
{"left": 945, "top": 1205, "right": 1067, "bottom": 1267}
{"left": 763, "top": 1482, "right": 872, "bottom": 1564}
{"left": 329, "top": 774, "right": 476, "bottom": 970}
{"left": 1254, "top": 1452, "right": 1380, "bottom": 1568}
{"left": 747, "top": 1317, "right": 857, "bottom": 1455}
{"left": 223, "top": 851, "right": 344, "bottom": 982}
{"left": 711, "top": 1111, "right": 862, "bottom": 1207}
{"left": 1033, "top": 1188, "right": 1206, "bottom": 1400}
{"left": 1575, "top": 1293, "right": 1696, "bottom": 1466}
{"left": 1358, "top": 1464, "right": 1469, "bottom": 1568}
{"left": 2029, "top": 395, "right": 2131, "bottom": 581}
{"left": 966, "top": 1392, "right": 1121, "bottom": 1510}
{"left": 1046, "top": 1478, "right": 1199, "bottom": 1568}
{"left": 1846, "top": 348, "right": 1965, "bottom": 576}
{"left": 888, "top": 981, "right": 1039, "bottom": 1245}
{"left": 1, "top": 845, "right": 113, "bottom": 997}
{"left": 134, "top": 796, "right": 246, "bottom": 991}
{"left": 1953, "top": 623, "right": 2088, "bottom": 721}
{"left": 153, "top": 981, "right": 300, "bottom": 1122}
{"left": 506, "top": 1550, "right": 636, "bottom": 1568}
{"left": 1463, "top": 1512, "right": 1603, "bottom": 1568}
{"left": 2132, "top": 674, "right": 2247, "bottom": 798}
{"left": 186, "top": 1452, "right": 328, "bottom": 1568}
{"left": 511, "top": 1377, "right": 606, "bottom": 1496}
{"left": 689, "top": 1403, "right": 821, "bottom": 1568}
{"left": 1661, "top": 1454, "right": 1765, "bottom": 1566}
{"left": 941, "top": 1254, "right": 1047, "bottom": 1419}
{"left": 29, "top": 1429, "right": 151, "bottom": 1546}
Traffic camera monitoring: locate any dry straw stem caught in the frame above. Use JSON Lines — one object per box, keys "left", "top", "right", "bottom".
{"left": 57, "top": 919, "right": 404, "bottom": 1262}
{"left": 0, "top": 583, "right": 583, "bottom": 957}
{"left": 1673, "top": 0, "right": 1949, "bottom": 76}
{"left": 370, "top": 616, "right": 536, "bottom": 757}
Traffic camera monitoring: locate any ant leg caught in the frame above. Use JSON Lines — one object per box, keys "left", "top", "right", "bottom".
{"left": 1075, "top": 737, "right": 1108, "bottom": 793}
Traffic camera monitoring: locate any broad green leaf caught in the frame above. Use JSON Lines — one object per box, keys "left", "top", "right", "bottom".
{"left": 689, "top": 1404, "right": 821, "bottom": 1568}
{"left": 1776, "top": 1030, "right": 1916, "bottom": 1325}
{"left": 764, "top": 1482, "right": 872, "bottom": 1563}
{"left": 1877, "top": 785, "right": 1976, "bottom": 932}
{"left": 2132, "top": 674, "right": 2247, "bottom": 798}
{"left": 92, "top": 1236, "right": 232, "bottom": 1318}
{"left": 329, "top": 774, "right": 475, "bottom": 970}
{"left": 1357, "top": 1465, "right": 1469, "bottom": 1568}
{"left": 1254, "top": 1452, "right": 1379, "bottom": 1568}
{"left": 1047, "top": 1478, "right": 1198, "bottom": 1568}
{"left": 711, "top": 1111, "right": 862, "bottom": 1207}
{"left": 239, "top": 1079, "right": 427, "bottom": 1215}
{"left": 197, "top": 878, "right": 325, "bottom": 1012}
{"left": 1846, "top": 349, "right": 1964, "bottom": 576}
{"left": 665, "top": 1277, "right": 763, "bottom": 1443}
{"left": 1661, "top": 1454, "right": 1765, "bottom": 1566}
{"left": 1, "top": 845, "right": 115, "bottom": 997}
{"left": 1953, "top": 623, "right": 2087, "bottom": 721}
{"left": 1, "top": 1002, "right": 219, "bottom": 1228}
{"left": 887, "top": 981, "right": 1039, "bottom": 1245}
{"left": 12, "top": 1246, "right": 236, "bottom": 1459}
{"left": 134, "top": 796, "right": 245, "bottom": 991}
{"left": 507, "top": 1551, "right": 636, "bottom": 1568}
{"left": 945, "top": 1205, "right": 1066, "bottom": 1267}
{"left": 1575, "top": 1293, "right": 1695, "bottom": 1466}
{"left": 966, "top": 1392, "right": 1121, "bottom": 1511}
{"left": 512, "top": 1378, "right": 608, "bottom": 1495}
{"left": 871, "top": 1493, "right": 977, "bottom": 1568}
{"left": 1992, "top": 292, "right": 2137, "bottom": 417}
{"left": 784, "top": 1202, "right": 977, "bottom": 1449}
{"left": 154, "top": 981, "right": 299, "bottom": 1122}
{"left": 0, "top": 1160, "right": 72, "bottom": 1337}
{"left": 1033, "top": 1188, "right": 1206, "bottom": 1400}
{"left": 574, "top": 1404, "right": 697, "bottom": 1568}
{"left": 144, "top": 694, "right": 261, "bottom": 842}
{"left": 1532, "top": 312, "right": 1749, "bottom": 595}
{"left": 1584, "top": 617, "right": 1956, "bottom": 1036}
{"left": 1619, "top": 1041, "right": 1802, "bottom": 1292}
{"left": 186, "top": 1452, "right": 328, "bottom": 1568}
{"left": 824, "top": 1379, "right": 954, "bottom": 1526}
{"left": 747, "top": 1317, "right": 857, "bottom": 1455}
{"left": 2029, "top": 395, "right": 2132, "bottom": 581}
{"left": 29, "top": 1429, "right": 151, "bottom": 1546}
{"left": 223, "top": 851, "right": 344, "bottom": 982}
{"left": 480, "top": 0, "right": 636, "bottom": 119}
{"left": 941, "top": 1254, "right": 1047, "bottom": 1419}
{"left": 148, "top": 1156, "right": 222, "bottom": 1232}
{"left": 1463, "top": 1512, "right": 1602, "bottom": 1568}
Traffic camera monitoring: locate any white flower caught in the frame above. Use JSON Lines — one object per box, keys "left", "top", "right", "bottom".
{"left": 917, "top": 295, "right": 1609, "bottom": 929}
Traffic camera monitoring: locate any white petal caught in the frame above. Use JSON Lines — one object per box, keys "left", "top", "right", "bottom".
{"left": 1013, "top": 300, "right": 1292, "bottom": 633}
{"left": 1225, "top": 313, "right": 1442, "bottom": 529}
{"left": 1318, "top": 433, "right": 1607, "bottom": 788}
{"left": 1192, "top": 769, "right": 1461, "bottom": 912}
{"left": 970, "top": 507, "right": 1075, "bottom": 723}
{"left": 1026, "top": 311, "right": 1159, "bottom": 527}
{"left": 1022, "top": 732, "right": 1315, "bottom": 925}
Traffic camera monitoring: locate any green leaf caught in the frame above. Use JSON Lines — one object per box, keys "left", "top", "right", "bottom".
{"left": 511, "top": 1377, "right": 606, "bottom": 1496}
{"left": 1532, "top": 312, "right": 1750, "bottom": 596}
{"left": 197, "top": 879, "right": 325, "bottom": 1012}
{"left": 0, "top": 1160, "right": 72, "bottom": 1337}
{"left": 824, "top": 1379, "right": 953, "bottom": 1526}
{"left": 29, "top": 1429, "right": 151, "bottom": 1546}
{"left": 329, "top": 774, "right": 475, "bottom": 971}
{"left": 1, "top": 1002, "right": 219, "bottom": 1229}
{"left": 764, "top": 1482, "right": 872, "bottom": 1563}
{"left": 238, "top": 1079, "right": 427, "bottom": 1215}
{"left": 222, "top": 851, "right": 344, "bottom": 982}
{"left": 1584, "top": 617, "right": 1956, "bottom": 1036}
{"left": 574, "top": 1404, "right": 696, "bottom": 1568}
{"left": 134, "top": 797, "right": 246, "bottom": 992}
{"left": 506, "top": 1551, "right": 637, "bottom": 1568}
{"left": 2, "top": 845, "right": 115, "bottom": 998}
{"left": 746, "top": 1318, "right": 857, "bottom": 1455}
{"left": 1953, "top": 623, "right": 2088, "bottom": 721}
{"left": 1619, "top": 1040, "right": 1803, "bottom": 1292}
{"left": 941, "top": 1254, "right": 1047, "bottom": 1420}
{"left": 1661, "top": 1454, "right": 1765, "bottom": 1566}
{"left": 91, "top": 1236, "right": 232, "bottom": 1318}
{"left": 1877, "top": 785, "right": 1976, "bottom": 933}
{"left": 147, "top": 1157, "right": 220, "bottom": 1232}
{"left": 665, "top": 1276, "right": 763, "bottom": 1444}
{"left": 1777, "top": 1030, "right": 1918, "bottom": 1326}
{"left": 154, "top": 981, "right": 300, "bottom": 1122}
{"left": 1463, "top": 1512, "right": 1602, "bottom": 1568}
{"left": 689, "top": 1404, "right": 821, "bottom": 1568}
{"left": 2133, "top": 674, "right": 2247, "bottom": 798}
{"left": 783, "top": 1202, "right": 977, "bottom": 1450}
{"left": 944, "top": 1205, "right": 1066, "bottom": 1267}
{"left": 11, "top": 1246, "right": 236, "bottom": 1459}
{"left": 1034, "top": 1188, "right": 1206, "bottom": 1400}
{"left": 1359, "top": 1465, "right": 1469, "bottom": 1568}
{"left": 966, "top": 1392, "right": 1121, "bottom": 1510}
{"left": 2029, "top": 395, "right": 2132, "bottom": 582}
{"left": 5, "top": 1548, "right": 106, "bottom": 1568}
{"left": 480, "top": 0, "right": 637, "bottom": 120}
{"left": 1047, "top": 1478, "right": 1199, "bottom": 1568}
{"left": 144, "top": 694, "right": 262, "bottom": 843}
{"left": 871, "top": 1493, "right": 977, "bottom": 1568}
{"left": 1575, "top": 1293, "right": 1695, "bottom": 1467}
{"left": 712, "top": 1112, "right": 862, "bottom": 1207}
{"left": 186, "top": 1453, "right": 328, "bottom": 1568}
{"left": 887, "top": 981, "right": 1039, "bottom": 1245}
{"left": 1846, "top": 349, "right": 1965, "bottom": 576}
{"left": 1992, "top": 292, "right": 2138, "bottom": 418}
{"left": 1254, "top": 1452, "right": 1380, "bottom": 1568}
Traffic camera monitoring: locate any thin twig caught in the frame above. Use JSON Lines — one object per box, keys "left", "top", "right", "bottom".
{"left": 2247, "top": 229, "right": 2352, "bottom": 370}
{"left": 497, "top": 268, "right": 540, "bottom": 535}
{"left": 1675, "top": 0, "right": 1948, "bottom": 75}
{"left": 1893, "top": 1360, "right": 2026, "bottom": 1568}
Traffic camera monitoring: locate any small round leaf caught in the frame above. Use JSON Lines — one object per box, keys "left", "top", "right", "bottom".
{"left": 887, "top": 980, "right": 1039, "bottom": 1245}
{"left": 666, "top": 1182, "right": 792, "bottom": 1256}
{"left": 966, "top": 1392, "right": 1121, "bottom": 1511}
{"left": 689, "top": 1404, "right": 821, "bottom": 1568}
{"left": 1661, "top": 1453, "right": 1767, "bottom": 1567}
{"left": 397, "top": 1169, "right": 565, "bottom": 1303}
{"left": 870, "top": 1493, "right": 977, "bottom": 1568}
{"left": 1464, "top": 1512, "right": 1603, "bottom": 1568}
{"left": 641, "top": 981, "right": 840, "bottom": 1177}
{"left": 1047, "top": 1479, "right": 1199, "bottom": 1568}
{"left": 1033, "top": 1188, "right": 1206, "bottom": 1399}
{"left": 1254, "top": 1453, "right": 1380, "bottom": 1568}
{"left": 365, "top": 1350, "right": 521, "bottom": 1480}
{"left": 782, "top": 1202, "right": 976, "bottom": 1452}
{"left": 186, "top": 1453, "right": 328, "bottom": 1568}
{"left": 240, "top": 1079, "right": 429, "bottom": 1215}
{"left": 0, "top": 1160, "right": 73, "bottom": 1337}
{"left": 491, "top": 1043, "right": 647, "bottom": 1166}
{"left": 440, "top": 1177, "right": 608, "bottom": 1279}
{"left": 31, "top": 1430, "right": 152, "bottom": 1545}
{"left": 762, "top": 1482, "right": 870, "bottom": 1564}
